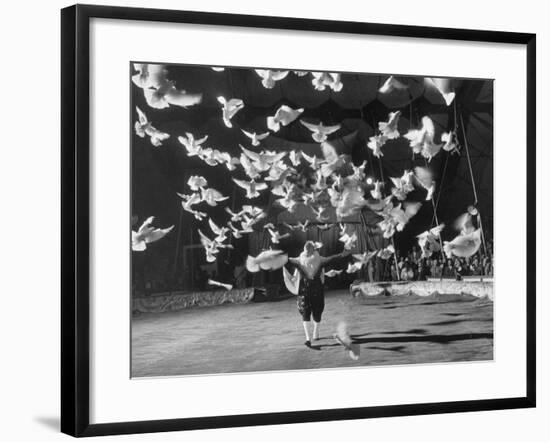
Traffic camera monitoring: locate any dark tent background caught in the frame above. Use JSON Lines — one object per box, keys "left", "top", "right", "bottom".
{"left": 131, "top": 64, "right": 493, "bottom": 294}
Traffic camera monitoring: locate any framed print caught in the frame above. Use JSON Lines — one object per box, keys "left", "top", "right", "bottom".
{"left": 61, "top": 4, "right": 536, "bottom": 437}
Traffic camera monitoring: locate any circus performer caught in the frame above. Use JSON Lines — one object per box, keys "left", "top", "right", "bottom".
{"left": 286, "top": 241, "right": 349, "bottom": 348}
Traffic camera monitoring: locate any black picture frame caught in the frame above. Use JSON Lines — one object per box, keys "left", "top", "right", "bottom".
{"left": 61, "top": 4, "right": 536, "bottom": 437}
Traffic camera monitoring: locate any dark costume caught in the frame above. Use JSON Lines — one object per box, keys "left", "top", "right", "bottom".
{"left": 290, "top": 250, "right": 347, "bottom": 322}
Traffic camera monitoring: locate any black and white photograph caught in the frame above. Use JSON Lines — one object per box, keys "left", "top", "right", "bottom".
{"left": 130, "top": 63, "right": 494, "bottom": 378}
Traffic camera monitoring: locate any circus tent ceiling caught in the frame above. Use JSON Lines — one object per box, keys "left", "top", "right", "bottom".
{"left": 132, "top": 64, "right": 493, "bottom": 252}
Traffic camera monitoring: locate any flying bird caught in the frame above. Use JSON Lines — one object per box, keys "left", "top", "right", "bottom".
{"left": 246, "top": 250, "right": 288, "bottom": 272}
{"left": 178, "top": 132, "right": 208, "bottom": 156}
{"left": 241, "top": 129, "right": 270, "bottom": 146}
{"left": 200, "top": 188, "right": 229, "bottom": 206}
{"left": 425, "top": 77, "right": 455, "bottom": 106}
{"left": 207, "top": 279, "right": 233, "bottom": 290}
{"left": 334, "top": 322, "right": 360, "bottom": 360}
{"left": 143, "top": 79, "right": 202, "bottom": 109}
{"left": 131, "top": 63, "right": 168, "bottom": 89}
{"left": 441, "top": 131, "right": 460, "bottom": 153}
{"left": 378, "top": 75, "right": 408, "bottom": 94}
{"left": 311, "top": 72, "right": 343, "bottom": 92}
{"left": 217, "top": 96, "right": 244, "bottom": 128}
{"left": 413, "top": 166, "right": 436, "bottom": 201}
{"left": 377, "top": 244, "right": 395, "bottom": 259}
{"left": 208, "top": 218, "right": 230, "bottom": 243}
{"left": 378, "top": 111, "right": 401, "bottom": 139}
{"left": 283, "top": 266, "right": 301, "bottom": 295}
{"left": 255, "top": 69, "right": 289, "bottom": 89}
{"left": 187, "top": 175, "right": 207, "bottom": 191}
{"left": 403, "top": 116, "right": 442, "bottom": 161}
{"left": 443, "top": 229, "right": 482, "bottom": 259}
{"left": 370, "top": 181, "right": 383, "bottom": 200}
{"left": 267, "top": 228, "right": 290, "bottom": 244}
{"left": 323, "top": 269, "right": 343, "bottom": 278}
{"left": 233, "top": 178, "right": 268, "bottom": 199}
{"left": 417, "top": 224, "right": 445, "bottom": 258}
{"left": 367, "top": 134, "right": 387, "bottom": 158}
{"left": 300, "top": 120, "right": 341, "bottom": 143}
{"left": 134, "top": 107, "right": 170, "bottom": 147}
{"left": 131, "top": 216, "right": 174, "bottom": 251}
{"left": 267, "top": 105, "right": 304, "bottom": 132}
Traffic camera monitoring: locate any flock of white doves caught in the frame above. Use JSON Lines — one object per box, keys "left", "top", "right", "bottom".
{"left": 130, "top": 64, "right": 482, "bottom": 289}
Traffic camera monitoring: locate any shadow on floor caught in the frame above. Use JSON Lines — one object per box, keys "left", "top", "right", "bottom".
{"left": 34, "top": 416, "right": 59, "bottom": 432}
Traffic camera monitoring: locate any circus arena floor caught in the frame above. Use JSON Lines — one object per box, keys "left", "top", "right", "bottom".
{"left": 131, "top": 289, "right": 493, "bottom": 378}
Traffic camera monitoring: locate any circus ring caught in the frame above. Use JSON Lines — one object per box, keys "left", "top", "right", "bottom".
{"left": 131, "top": 283, "right": 493, "bottom": 378}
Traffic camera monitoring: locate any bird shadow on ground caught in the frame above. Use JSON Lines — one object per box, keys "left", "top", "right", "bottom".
{"left": 366, "top": 345, "right": 407, "bottom": 353}
{"left": 425, "top": 318, "right": 493, "bottom": 326}
{"left": 351, "top": 328, "right": 428, "bottom": 338}
{"left": 350, "top": 332, "right": 493, "bottom": 345}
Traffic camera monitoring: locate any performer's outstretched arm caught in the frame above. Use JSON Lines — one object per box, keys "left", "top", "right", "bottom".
{"left": 320, "top": 250, "right": 351, "bottom": 266}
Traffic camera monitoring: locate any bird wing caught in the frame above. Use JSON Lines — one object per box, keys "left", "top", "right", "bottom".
{"left": 300, "top": 120, "right": 319, "bottom": 132}
{"left": 232, "top": 178, "right": 250, "bottom": 190}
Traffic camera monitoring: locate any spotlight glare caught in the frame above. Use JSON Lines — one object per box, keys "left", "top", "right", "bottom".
{"left": 366, "top": 177, "right": 373, "bottom": 185}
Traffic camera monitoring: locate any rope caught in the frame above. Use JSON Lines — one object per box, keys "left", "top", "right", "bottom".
{"left": 459, "top": 111, "right": 488, "bottom": 257}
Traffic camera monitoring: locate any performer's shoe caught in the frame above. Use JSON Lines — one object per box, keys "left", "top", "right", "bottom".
{"left": 304, "top": 340, "right": 312, "bottom": 348}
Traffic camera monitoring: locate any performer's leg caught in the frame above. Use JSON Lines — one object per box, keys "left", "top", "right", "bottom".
{"left": 302, "top": 321, "right": 311, "bottom": 343}
{"left": 312, "top": 321, "right": 320, "bottom": 341}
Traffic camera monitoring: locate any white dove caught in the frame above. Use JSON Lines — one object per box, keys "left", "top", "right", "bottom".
{"left": 178, "top": 132, "right": 208, "bottom": 156}
{"left": 143, "top": 79, "right": 202, "bottom": 109}
{"left": 302, "top": 153, "right": 325, "bottom": 170}
{"left": 267, "top": 228, "right": 290, "bottom": 244}
{"left": 312, "top": 205, "right": 330, "bottom": 222}
{"left": 352, "top": 251, "right": 377, "bottom": 266}
{"left": 377, "top": 244, "right": 395, "bottom": 259}
{"left": 323, "top": 269, "right": 343, "bottom": 278}
{"left": 339, "top": 227, "right": 358, "bottom": 250}
{"left": 178, "top": 192, "right": 206, "bottom": 220}
{"left": 346, "top": 262, "right": 363, "bottom": 274}
{"left": 367, "top": 134, "right": 387, "bottom": 158}
{"left": 246, "top": 250, "right": 288, "bottom": 272}
{"left": 211, "top": 67, "right": 225, "bottom": 72}
{"left": 425, "top": 77, "right": 455, "bottom": 106}
{"left": 187, "top": 175, "right": 207, "bottom": 191}
{"left": 132, "top": 63, "right": 168, "bottom": 89}
{"left": 404, "top": 116, "right": 442, "bottom": 161}
{"left": 134, "top": 107, "right": 170, "bottom": 147}
{"left": 198, "top": 229, "right": 220, "bottom": 263}
{"left": 378, "top": 75, "right": 408, "bottom": 94}
{"left": 378, "top": 111, "right": 401, "bottom": 140}
{"left": 414, "top": 166, "right": 436, "bottom": 201}
{"left": 283, "top": 266, "right": 301, "bottom": 295}
{"left": 233, "top": 178, "right": 268, "bottom": 199}
{"left": 334, "top": 322, "right": 360, "bottom": 360}
{"left": 370, "top": 181, "right": 383, "bottom": 200}
{"left": 335, "top": 187, "right": 369, "bottom": 219}
{"left": 441, "top": 131, "right": 459, "bottom": 153}
{"left": 241, "top": 129, "right": 270, "bottom": 146}
{"left": 200, "top": 188, "right": 229, "bottom": 206}
{"left": 300, "top": 120, "right": 341, "bottom": 143}
{"left": 453, "top": 210, "right": 477, "bottom": 235}
{"left": 289, "top": 150, "right": 303, "bottom": 166}
{"left": 255, "top": 69, "right": 289, "bottom": 89}
{"left": 207, "top": 279, "right": 233, "bottom": 290}
{"left": 390, "top": 171, "right": 415, "bottom": 201}
{"left": 216, "top": 151, "right": 241, "bottom": 171}
{"left": 208, "top": 218, "right": 229, "bottom": 243}
{"left": 239, "top": 153, "right": 262, "bottom": 179}
{"left": 267, "top": 105, "right": 304, "bottom": 132}
{"left": 217, "top": 96, "right": 244, "bottom": 128}
{"left": 443, "top": 229, "right": 482, "bottom": 259}
{"left": 417, "top": 224, "right": 445, "bottom": 258}
{"left": 131, "top": 217, "right": 174, "bottom": 251}
{"left": 240, "top": 145, "right": 286, "bottom": 171}
{"left": 311, "top": 72, "right": 343, "bottom": 92}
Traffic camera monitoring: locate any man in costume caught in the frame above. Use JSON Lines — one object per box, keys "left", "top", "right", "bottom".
{"left": 285, "top": 241, "right": 349, "bottom": 348}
